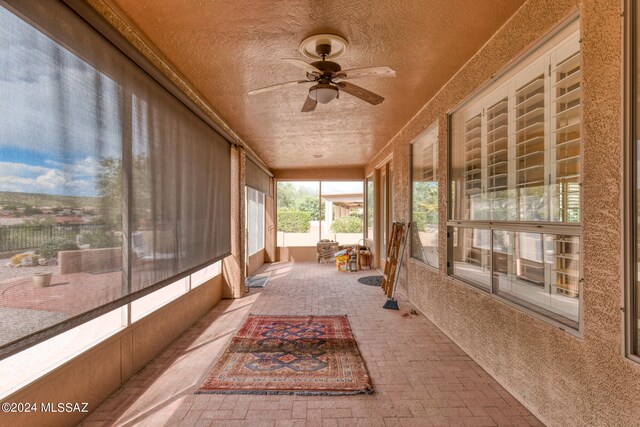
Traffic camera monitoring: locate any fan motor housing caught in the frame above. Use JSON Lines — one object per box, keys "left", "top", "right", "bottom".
{"left": 310, "top": 60, "right": 341, "bottom": 74}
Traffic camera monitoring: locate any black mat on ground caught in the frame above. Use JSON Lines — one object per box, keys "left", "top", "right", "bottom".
{"left": 246, "top": 276, "right": 269, "bottom": 288}
{"left": 358, "top": 276, "right": 382, "bottom": 286}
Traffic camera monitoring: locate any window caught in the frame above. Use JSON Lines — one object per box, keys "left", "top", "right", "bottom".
{"left": 628, "top": 0, "right": 640, "bottom": 358}
{"left": 0, "top": 306, "right": 125, "bottom": 399}
{"left": 247, "top": 186, "right": 265, "bottom": 256}
{"left": 0, "top": 0, "right": 231, "bottom": 359}
{"left": 449, "top": 18, "right": 582, "bottom": 329}
{"left": 277, "top": 181, "right": 320, "bottom": 247}
{"left": 191, "top": 261, "right": 221, "bottom": 288}
{"left": 276, "top": 181, "right": 363, "bottom": 247}
{"left": 320, "top": 182, "right": 364, "bottom": 244}
{"left": 0, "top": 257, "right": 221, "bottom": 398}
{"left": 366, "top": 176, "right": 374, "bottom": 243}
{"left": 131, "top": 278, "right": 188, "bottom": 322}
{"left": 411, "top": 124, "right": 439, "bottom": 267}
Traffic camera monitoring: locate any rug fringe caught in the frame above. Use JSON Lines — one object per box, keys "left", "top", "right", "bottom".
{"left": 195, "top": 388, "right": 374, "bottom": 396}
{"left": 247, "top": 314, "right": 349, "bottom": 318}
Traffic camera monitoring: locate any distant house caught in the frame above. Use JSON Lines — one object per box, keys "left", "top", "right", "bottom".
{"left": 0, "top": 217, "right": 25, "bottom": 226}
{"left": 54, "top": 216, "right": 86, "bottom": 225}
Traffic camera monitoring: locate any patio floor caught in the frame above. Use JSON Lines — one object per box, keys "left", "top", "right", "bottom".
{"left": 0, "top": 270, "right": 121, "bottom": 345}
{"left": 81, "top": 262, "right": 543, "bottom": 427}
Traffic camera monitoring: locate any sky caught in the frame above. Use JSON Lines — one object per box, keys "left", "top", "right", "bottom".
{"left": 0, "top": 7, "right": 120, "bottom": 198}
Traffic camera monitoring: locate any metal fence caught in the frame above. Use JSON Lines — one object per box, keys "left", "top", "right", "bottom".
{"left": 0, "top": 224, "right": 106, "bottom": 252}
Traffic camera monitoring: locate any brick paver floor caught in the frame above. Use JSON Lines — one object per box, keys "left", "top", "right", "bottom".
{"left": 81, "top": 262, "right": 543, "bottom": 427}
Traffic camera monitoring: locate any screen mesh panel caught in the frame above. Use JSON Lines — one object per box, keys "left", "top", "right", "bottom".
{"left": 0, "top": 0, "right": 230, "bottom": 357}
{"left": 246, "top": 158, "right": 271, "bottom": 195}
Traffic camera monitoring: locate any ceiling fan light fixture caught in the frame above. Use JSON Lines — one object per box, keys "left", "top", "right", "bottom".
{"left": 309, "top": 84, "right": 339, "bottom": 104}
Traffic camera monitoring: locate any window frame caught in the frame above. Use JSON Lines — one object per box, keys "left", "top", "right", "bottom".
{"left": 624, "top": 0, "right": 640, "bottom": 362}
{"left": 246, "top": 186, "right": 266, "bottom": 256}
{"left": 446, "top": 15, "right": 584, "bottom": 335}
{"left": 365, "top": 174, "right": 375, "bottom": 245}
{"left": 275, "top": 179, "right": 365, "bottom": 247}
{"left": 410, "top": 121, "right": 439, "bottom": 270}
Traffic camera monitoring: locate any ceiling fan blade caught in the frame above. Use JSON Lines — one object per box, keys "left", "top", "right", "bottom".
{"left": 334, "top": 66, "right": 396, "bottom": 81}
{"left": 301, "top": 95, "right": 317, "bottom": 112}
{"left": 248, "top": 80, "right": 313, "bottom": 95}
{"left": 336, "top": 82, "right": 385, "bottom": 105}
{"left": 283, "top": 58, "right": 323, "bottom": 75}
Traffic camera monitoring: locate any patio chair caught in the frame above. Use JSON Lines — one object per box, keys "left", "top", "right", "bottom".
{"left": 131, "top": 231, "right": 176, "bottom": 262}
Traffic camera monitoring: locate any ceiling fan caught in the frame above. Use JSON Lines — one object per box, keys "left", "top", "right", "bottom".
{"left": 248, "top": 37, "right": 396, "bottom": 112}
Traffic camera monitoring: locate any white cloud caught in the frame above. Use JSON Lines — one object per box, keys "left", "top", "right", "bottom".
{"left": 71, "top": 156, "right": 98, "bottom": 176}
{"left": 0, "top": 158, "right": 96, "bottom": 196}
{"left": 35, "top": 170, "right": 65, "bottom": 189}
{"left": 0, "top": 172, "right": 94, "bottom": 196}
{"left": 0, "top": 162, "right": 50, "bottom": 177}
{"left": 44, "top": 156, "right": 98, "bottom": 176}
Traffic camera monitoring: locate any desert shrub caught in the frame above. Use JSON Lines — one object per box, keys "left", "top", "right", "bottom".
{"left": 277, "top": 209, "right": 311, "bottom": 233}
{"left": 40, "top": 238, "right": 78, "bottom": 258}
{"left": 331, "top": 216, "right": 363, "bottom": 233}
{"left": 10, "top": 253, "right": 32, "bottom": 266}
{"left": 22, "top": 206, "right": 42, "bottom": 215}
{"left": 82, "top": 229, "right": 120, "bottom": 248}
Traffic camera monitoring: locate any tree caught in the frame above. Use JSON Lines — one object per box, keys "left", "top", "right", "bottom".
{"left": 331, "top": 215, "right": 363, "bottom": 233}
{"left": 95, "top": 158, "right": 122, "bottom": 227}
{"left": 276, "top": 183, "right": 324, "bottom": 220}
{"left": 412, "top": 182, "right": 438, "bottom": 229}
{"left": 296, "top": 195, "right": 322, "bottom": 220}
{"left": 276, "top": 183, "right": 297, "bottom": 210}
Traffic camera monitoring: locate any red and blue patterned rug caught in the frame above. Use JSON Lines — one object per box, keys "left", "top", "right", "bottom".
{"left": 197, "top": 315, "right": 373, "bottom": 395}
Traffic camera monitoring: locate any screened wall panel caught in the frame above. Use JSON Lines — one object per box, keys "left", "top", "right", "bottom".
{"left": 0, "top": 0, "right": 230, "bottom": 357}
{"left": 246, "top": 158, "right": 271, "bottom": 195}
{"left": 129, "top": 77, "right": 231, "bottom": 291}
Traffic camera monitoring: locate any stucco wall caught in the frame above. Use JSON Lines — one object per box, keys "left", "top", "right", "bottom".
{"left": 277, "top": 246, "right": 318, "bottom": 263}
{"left": 58, "top": 247, "right": 121, "bottom": 275}
{"left": 222, "top": 146, "right": 245, "bottom": 298}
{"left": 364, "top": 1, "right": 640, "bottom": 425}
{"left": 273, "top": 167, "right": 365, "bottom": 181}
{"left": 265, "top": 183, "right": 277, "bottom": 264}
{"left": 248, "top": 249, "right": 265, "bottom": 276}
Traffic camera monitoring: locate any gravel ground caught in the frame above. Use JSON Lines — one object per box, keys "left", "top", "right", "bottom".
{"left": 0, "top": 306, "right": 68, "bottom": 346}
{"left": 0, "top": 258, "right": 57, "bottom": 283}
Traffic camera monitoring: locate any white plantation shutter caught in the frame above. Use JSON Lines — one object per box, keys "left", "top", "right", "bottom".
{"left": 448, "top": 18, "right": 582, "bottom": 326}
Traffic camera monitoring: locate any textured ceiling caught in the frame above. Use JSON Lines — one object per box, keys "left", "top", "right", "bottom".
{"left": 104, "top": 0, "right": 526, "bottom": 169}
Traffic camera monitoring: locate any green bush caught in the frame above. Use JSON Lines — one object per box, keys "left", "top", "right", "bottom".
{"left": 331, "top": 216, "right": 363, "bottom": 233}
{"left": 82, "top": 230, "right": 120, "bottom": 248}
{"left": 22, "top": 206, "right": 42, "bottom": 215}
{"left": 277, "top": 209, "right": 311, "bottom": 233}
{"left": 40, "top": 238, "right": 78, "bottom": 258}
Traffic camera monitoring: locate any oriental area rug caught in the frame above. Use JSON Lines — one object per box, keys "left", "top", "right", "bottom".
{"left": 197, "top": 315, "right": 373, "bottom": 395}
